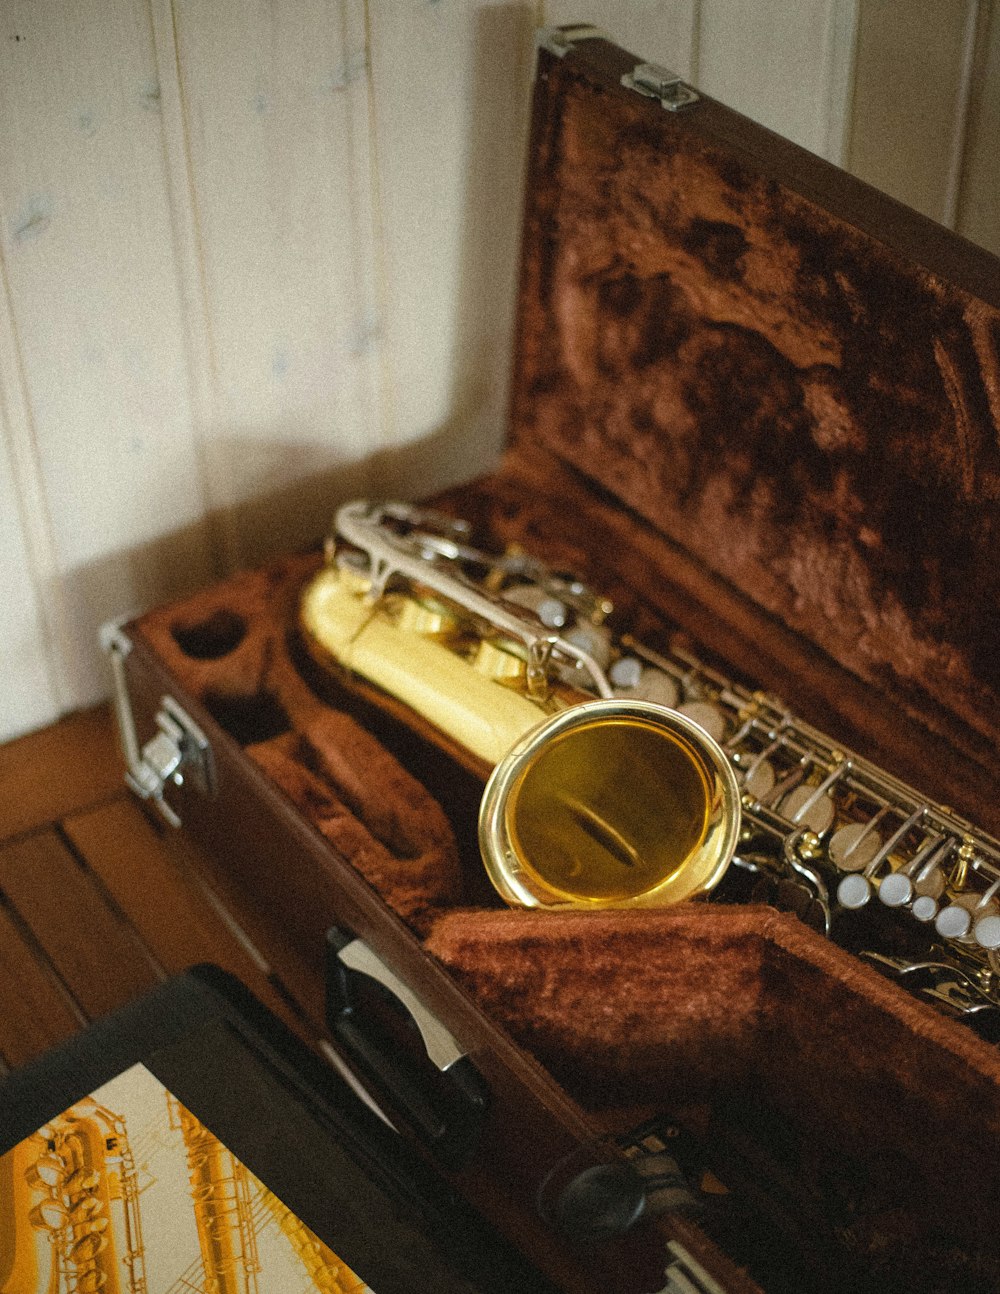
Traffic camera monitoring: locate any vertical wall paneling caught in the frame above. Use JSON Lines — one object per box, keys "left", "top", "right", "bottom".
{"left": 0, "top": 251, "right": 67, "bottom": 737}
{"left": 846, "top": 0, "right": 980, "bottom": 225}
{"left": 363, "top": 1, "right": 539, "bottom": 500}
{"left": 819, "top": 0, "right": 859, "bottom": 167}
{"left": 0, "top": 0, "right": 215, "bottom": 722}
{"left": 8, "top": 1, "right": 1000, "bottom": 745}
{"left": 956, "top": 0, "right": 1000, "bottom": 256}
{"left": 697, "top": 0, "right": 857, "bottom": 159}
{"left": 540, "top": 1, "right": 699, "bottom": 79}
{"left": 166, "top": 0, "right": 382, "bottom": 568}
{"left": 0, "top": 418, "right": 61, "bottom": 738}
{"left": 148, "top": 0, "right": 233, "bottom": 574}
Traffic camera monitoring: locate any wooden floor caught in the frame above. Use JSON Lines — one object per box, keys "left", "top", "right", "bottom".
{"left": 0, "top": 705, "right": 325, "bottom": 1074}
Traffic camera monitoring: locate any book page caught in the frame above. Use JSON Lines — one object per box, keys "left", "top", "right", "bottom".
{"left": 0, "top": 1062, "right": 371, "bottom": 1293}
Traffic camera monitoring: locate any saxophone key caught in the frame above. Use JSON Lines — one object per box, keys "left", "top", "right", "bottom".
{"left": 935, "top": 903, "right": 974, "bottom": 941}
{"left": 876, "top": 872, "right": 914, "bottom": 907}
{"left": 608, "top": 657, "right": 681, "bottom": 709}
{"left": 835, "top": 809, "right": 924, "bottom": 910}
{"left": 877, "top": 835, "right": 948, "bottom": 908}
{"left": 677, "top": 699, "right": 726, "bottom": 743}
{"left": 934, "top": 889, "right": 991, "bottom": 941}
{"left": 968, "top": 877, "right": 1000, "bottom": 949}
{"left": 740, "top": 757, "right": 776, "bottom": 801}
{"left": 563, "top": 624, "right": 613, "bottom": 671}
{"left": 609, "top": 656, "right": 643, "bottom": 689}
{"left": 836, "top": 873, "right": 874, "bottom": 909}
{"left": 828, "top": 818, "right": 886, "bottom": 872}
{"left": 635, "top": 670, "right": 681, "bottom": 709}
{"left": 780, "top": 782, "right": 835, "bottom": 834}
{"left": 912, "top": 894, "right": 941, "bottom": 923}
{"left": 974, "top": 915, "right": 1000, "bottom": 950}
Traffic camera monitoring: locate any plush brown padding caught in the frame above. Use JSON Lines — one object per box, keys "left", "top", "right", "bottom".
{"left": 135, "top": 542, "right": 1000, "bottom": 1289}
{"left": 512, "top": 52, "right": 1000, "bottom": 780}
{"left": 134, "top": 556, "right": 465, "bottom": 933}
{"left": 130, "top": 44, "right": 1000, "bottom": 1290}
{"left": 427, "top": 904, "right": 1000, "bottom": 1273}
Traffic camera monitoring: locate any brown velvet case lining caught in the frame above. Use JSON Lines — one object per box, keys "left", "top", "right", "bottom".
{"left": 514, "top": 48, "right": 1000, "bottom": 781}
{"left": 135, "top": 550, "right": 1000, "bottom": 1291}
{"left": 130, "top": 42, "right": 1000, "bottom": 1291}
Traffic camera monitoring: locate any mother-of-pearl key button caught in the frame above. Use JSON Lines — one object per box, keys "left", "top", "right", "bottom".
{"left": 837, "top": 873, "right": 872, "bottom": 909}
{"left": 877, "top": 872, "right": 914, "bottom": 907}
{"left": 609, "top": 656, "right": 643, "bottom": 690}
{"left": 635, "top": 670, "right": 680, "bottom": 709}
{"left": 974, "top": 914, "right": 1000, "bottom": 949}
{"left": 935, "top": 904, "right": 972, "bottom": 939}
{"left": 911, "top": 895, "right": 940, "bottom": 922}
{"left": 565, "top": 625, "right": 613, "bottom": 670}
{"left": 537, "top": 597, "right": 568, "bottom": 628}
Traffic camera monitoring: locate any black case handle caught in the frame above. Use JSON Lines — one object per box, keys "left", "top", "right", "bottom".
{"left": 325, "top": 926, "right": 489, "bottom": 1169}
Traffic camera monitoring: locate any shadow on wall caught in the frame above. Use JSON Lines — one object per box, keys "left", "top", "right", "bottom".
{"left": 56, "top": 4, "right": 540, "bottom": 725}
{"left": 213, "top": 416, "right": 510, "bottom": 572}
{"left": 66, "top": 416, "right": 508, "bottom": 714}
{"left": 444, "top": 3, "right": 537, "bottom": 462}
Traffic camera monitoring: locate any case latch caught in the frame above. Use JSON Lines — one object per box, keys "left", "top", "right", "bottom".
{"left": 621, "top": 62, "right": 700, "bottom": 111}
{"left": 326, "top": 928, "right": 489, "bottom": 1169}
{"left": 100, "top": 622, "right": 215, "bottom": 828}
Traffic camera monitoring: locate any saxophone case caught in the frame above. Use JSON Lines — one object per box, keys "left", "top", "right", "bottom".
{"left": 107, "top": 32, "right": 1000, "bottom": 1294}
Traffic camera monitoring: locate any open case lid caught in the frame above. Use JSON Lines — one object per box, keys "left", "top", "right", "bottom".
{"left": 510, "top": 33, "right": 1000, "bottom": 819}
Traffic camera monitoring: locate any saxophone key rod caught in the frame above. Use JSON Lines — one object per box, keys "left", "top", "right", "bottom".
{"left": 300, "top": 500, "right": 1000, "bottom": 1026}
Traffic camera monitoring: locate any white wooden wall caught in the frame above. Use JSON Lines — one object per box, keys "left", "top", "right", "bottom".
{"left": 1, "top": 0, "right": 997, "bottom": 742}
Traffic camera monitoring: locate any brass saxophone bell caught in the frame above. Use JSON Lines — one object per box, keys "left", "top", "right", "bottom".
{"left": 479, "top": 699, "right": 742, "bottom": 910}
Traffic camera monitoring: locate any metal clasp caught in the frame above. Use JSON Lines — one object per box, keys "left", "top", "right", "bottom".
{"left": 326, "top": 930, "right": 489, "bottom": 1168}
{"left": 621, "top": 63, "right": 700, "bottom": 111}
{"left": 100, "top": 622, "right": 215, "bottom": 828}
{"left": 536, "top": 24, "right": 608, "bottom": 58}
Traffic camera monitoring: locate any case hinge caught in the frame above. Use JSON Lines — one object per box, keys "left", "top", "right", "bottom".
{"left": 100, "top": 621, "right": 215, "bottom": 828}
{"left": 658, "top": 1241, "right": 729, "bottom": 1294}
{"left": 536, "top": 24, "right": 608, "bottom": 58}
{"left": 621, "top": 62, "right": 700, "bottom": 111}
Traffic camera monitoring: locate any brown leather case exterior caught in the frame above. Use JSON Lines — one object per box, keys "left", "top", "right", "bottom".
{"left": 115, "top": 34, "right": 1000, "bottom": 1294}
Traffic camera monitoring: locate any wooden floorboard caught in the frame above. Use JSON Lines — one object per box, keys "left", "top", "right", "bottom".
{"left": 0, "top": 899, "right": 83, "bottom": 1068}
{"left": 0, "top": 706, "right": 323, "bottom": 1071}
{"left": 63, "top": 798, "right": 313, "bottom": 1035}
{"left": 0, "top": 704, "right": 122, "bottom": 843}
{"left": 0, "top": 829, "right": 163, "bottom": 1018}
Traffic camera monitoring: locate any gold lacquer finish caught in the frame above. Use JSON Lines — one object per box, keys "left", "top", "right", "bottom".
{"left": 480, "top": 701, "right": 741, "bottom": 909}
{"left": 300, "top": 500, "right": 743, "bottom": 912}
{"left": 302, "top": 500, "right": 1000, "bottom": 1024}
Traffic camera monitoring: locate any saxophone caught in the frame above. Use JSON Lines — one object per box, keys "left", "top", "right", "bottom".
{"left": 173, "top": 1098, "right": 368, "bottom": 1293}
{"left": 174, "top": 1100, "right": 261, "bottom": 1294}
{"left": 301, "top": 500, "right": 1000, "bottom": 1028}
{"left": 0, "top": 1102, "right": 146, "bottom": 1294}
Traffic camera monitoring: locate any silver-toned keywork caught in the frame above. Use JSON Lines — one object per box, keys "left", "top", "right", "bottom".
{"left": 301, "top": 500, "right": 1000, "bottom": 1031}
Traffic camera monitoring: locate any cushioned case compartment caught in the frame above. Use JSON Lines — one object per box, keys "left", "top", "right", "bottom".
{"left": 113, "top": 32, "right": 1000, "bottom": 1294}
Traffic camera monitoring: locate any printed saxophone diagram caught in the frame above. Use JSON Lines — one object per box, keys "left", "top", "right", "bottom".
{"left": 0, "top": 1065, "right": 370, "bottom": 1294}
